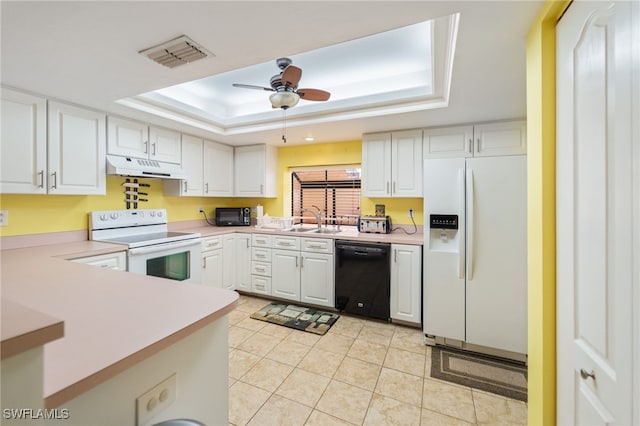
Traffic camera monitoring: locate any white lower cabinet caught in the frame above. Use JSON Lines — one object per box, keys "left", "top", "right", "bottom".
{"left": 390, "top": 244, "right": 422, "bottom": 325}
{"left": 300, "top": 252, "right": 334, "bottom": 308}
{"left": 235, "top": 233, "right": 252, "bottom": 292}
{"left": 271, "top": 248, "right": 301, "bottom": 301}
{"left": 201, "top": 235, "right": 236, "bottom": 289}
{"left": 251, "top": 234, "right": 273, "bottom": 296}
{"left": 71, "top": 252, "right": 127, "bottom": 271}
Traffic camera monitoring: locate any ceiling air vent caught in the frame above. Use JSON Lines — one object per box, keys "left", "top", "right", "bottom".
{"left": 139, "top": 35, "right": 213, "bottom": 68}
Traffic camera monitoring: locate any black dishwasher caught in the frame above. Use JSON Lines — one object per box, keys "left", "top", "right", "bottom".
{"left": 335, "top": 241, "right": 390, "bottom": 320}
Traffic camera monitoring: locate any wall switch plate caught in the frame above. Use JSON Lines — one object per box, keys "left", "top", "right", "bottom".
{"left": 0, "top": 210, "right": 8, "bottom": 226}
{"left": 136, "top": 374, "right": 176, "bottom": 426}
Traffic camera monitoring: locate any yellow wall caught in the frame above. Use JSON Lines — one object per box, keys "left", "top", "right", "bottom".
{"left": 0, "top": 140, "right": 423, "bottom": 237}
{"left": 526, "top": 1, "right": 570, "bottom": 424}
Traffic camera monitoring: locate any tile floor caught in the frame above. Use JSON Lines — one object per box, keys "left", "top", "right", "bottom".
{"left": 228, "top": 295, "right": 527, "bottom": 426}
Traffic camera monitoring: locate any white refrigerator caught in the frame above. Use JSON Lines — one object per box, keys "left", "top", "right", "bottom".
{"left": 423, "top": 155, "right": 527, "bottom": 355}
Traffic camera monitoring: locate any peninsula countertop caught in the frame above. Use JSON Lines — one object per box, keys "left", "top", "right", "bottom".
{"left": 0, "top": 241, "right": 238, "bottom": 408}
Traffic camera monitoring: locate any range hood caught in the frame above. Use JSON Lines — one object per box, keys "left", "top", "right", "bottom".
{"left": 106, "top": 155, "right": 187, "bottom": 180}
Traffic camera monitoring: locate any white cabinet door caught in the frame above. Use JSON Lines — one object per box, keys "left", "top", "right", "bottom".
{"left": 234, "top": 144, "right": 277, "bottom": 197}
{"left": 202, "top": 249, "right": 223, "bottom": 288}
{"left": 0, "top": 89, "right": 47, "bottom": 194}
{"left": 423, "top": 121, "right": 526, "bottom": 159}
{"left": 423, "top": 125, "right": 474, "bottom": 159}
{"left": 391, "top": 130, "right": 423, "bottom": 196}
{"left": 390, "top": 244, "right": 421, "bottom": 324}
{"left": 179, "top": 134, "right": 204, "bottom": 196}
{"left": 148, "top": 126, "right": 181, "bottom": 164}
{"left": 300, "top": 252, "right": 334, "bottom": 308}
{"left": 107, "top": 116, "right": 149, "bottom": 158}
{"left": 48, "top": 101, "right": 106, "bottom": 195}
{"left": 235, "top": 233, "right": 252, "bottom": 292}
{"left": 473, "top": 120, "right": 526, "bottom": 157}
{"left": 71, "top": 252, "right": 127, "bottom": 271}
{"left": 204, "top": 140, "right": 233, "bottom": 197}
{"left": 222, "top": 234, "right": 236, "bottom": 290}
{"left": 271, "top": 249, "right": 300, "bottom": 302}
{"left": 361, "top": 133, "right": 392, "bottom": 197}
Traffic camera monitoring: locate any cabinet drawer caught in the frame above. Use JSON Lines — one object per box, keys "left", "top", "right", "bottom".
{"left": 251, "top": 275, "right": 272, "bottom": 296}
{"left": 272, "top": 235, "right": 300, "bottom": 250}
{"left": 301, "top": 237, "right": 334, "bottom": 254}
{"left": 251, "top": 261, "right": 272, "bottom": 277}
{"left": 202, "top": 236, "right": 222, "bottom": 251}
{"left": 252, "top": 247, "right": 271, "bottom": 262}
{"left": 71, "top": 252, "right": 127, "bottom": 271}
{"left": 252, "top": 234, "right": 272, "bottom": 247}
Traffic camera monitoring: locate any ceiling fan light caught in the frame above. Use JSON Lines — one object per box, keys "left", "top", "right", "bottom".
{"left": 270, "top": 91, "right": 300, "bottom": 109}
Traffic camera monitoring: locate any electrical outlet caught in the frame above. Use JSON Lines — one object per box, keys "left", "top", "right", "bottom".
{"left": 197, "top": 206, "right": 204, "bottom": 214}
{"left": 0, "top": 210, "right": 8, "bottom": 226}
{"left": 408, "top": 208, "right": 414, "bottom": 218}
{"left": 136, "top": 374, "right": 176, "bottom": 426}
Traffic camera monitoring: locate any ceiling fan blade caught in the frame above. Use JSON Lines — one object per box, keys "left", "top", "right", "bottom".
{"left": 232, "top": 83, "right": 274, "bottom": 91}
{"left": 297, "top": 88, "right": 331, "bottom": 101}
{"left": 281, "top": 65, "right": 302, "bottom": 88}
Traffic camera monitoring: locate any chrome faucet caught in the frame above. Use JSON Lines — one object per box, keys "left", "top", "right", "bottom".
{"left": 301, "top": 205, "right": 323, "bottom": 230}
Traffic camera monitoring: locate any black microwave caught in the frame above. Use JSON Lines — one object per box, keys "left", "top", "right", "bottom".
{"left": 215, "top": 207, "right": 251, "bottom": 226}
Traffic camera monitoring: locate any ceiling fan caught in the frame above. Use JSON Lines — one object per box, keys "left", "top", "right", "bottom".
{"left": 232, "top": 57, "right": 331, "bottom": 110}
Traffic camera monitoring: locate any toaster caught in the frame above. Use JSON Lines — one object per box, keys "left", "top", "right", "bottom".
{"left": 357, "top": 215, "right": 392, "bottom": 234}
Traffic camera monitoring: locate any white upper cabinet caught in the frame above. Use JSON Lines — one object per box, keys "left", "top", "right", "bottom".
{"left": 148, "top": 126, "right": 182, "bottom": 164}
{"left": 424, "top": 120, "right": 526, "bottom": 159}
{"left": 47, "top": 101, "right": 106, "bottom": 195}
{"left": 473, "top": 120, "right": 527, "bottom": 157}
{"left": 234, "top": 144, "right": 277, "bottom": 197}
{"left": 1, "top": 88, "right": 47, "bottom": 194}
{"left": 362, "top": 129, "right": 423, "bottom": 197}
{"left": 204, "top": 140, "right": 233, "bottom": 197}
{"left": 107, "top": 116, "right": 181, "bottom": 164}
{"left": 178, "top": 134, "right": 204, "bottom": 196}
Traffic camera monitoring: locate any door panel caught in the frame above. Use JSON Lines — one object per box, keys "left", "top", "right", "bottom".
{"left": 556, "top": 1, "right": 637, "bottom": 424}
{"left": 465, "top": 156, "right": 527, "bottom": 354}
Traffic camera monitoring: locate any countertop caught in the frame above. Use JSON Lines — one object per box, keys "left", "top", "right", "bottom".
{"left": 0, "top": 241, "right": 238, "bottom": 408}
{"left": 172, "top": 222, "right": 424, "bottom": 245}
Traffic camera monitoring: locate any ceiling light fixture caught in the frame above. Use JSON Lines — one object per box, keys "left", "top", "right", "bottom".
{"left": 269, "top": 90, "right": 300, "bottom": 109}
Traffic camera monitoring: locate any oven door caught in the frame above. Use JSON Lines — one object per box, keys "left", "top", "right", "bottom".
{"left": 128, "top": 238, "right": 202, "bottom": 283}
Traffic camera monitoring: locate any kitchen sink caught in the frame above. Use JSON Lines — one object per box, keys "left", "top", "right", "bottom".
{"left": 280, "top": 227, "right": 341, "bottom": 234}
{"left": 306, "top": 228, "right": 342, "bottom": 234}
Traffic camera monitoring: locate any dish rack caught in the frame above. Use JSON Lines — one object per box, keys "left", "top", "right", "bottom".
{"left": 258, "top": 216, "right": 294, "bottom": 231}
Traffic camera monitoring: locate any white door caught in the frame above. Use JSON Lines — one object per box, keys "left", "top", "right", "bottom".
{"left": 361, "top": 133, "right": 392, "bottom": 197}
{"left": 148, "top": 126, "right": 181, "bottom": 164}
{"left": 47, "top": 101, "right": 106, "bottom": 195}
{"left": 271, "top": 249, "right": 300, "bottom": 301}
{"left": 180, "top": 134, "right": 203, "bottom": 196}
{"left": 202, "top": 250, "right": 223, "bottom": 288}
{"left": 300, "top": 252, "right": 334, "bottom": 308}
{"left": 465, "top": 156, "right": 527, "bottom": 354}
{"left": 204, "top": 140, "right": 234, "bottom": 196}
{"left": 107, "top": 116, "right": 148, "bottom": 158}
{"left": 556, "top": 1, "right": 639, "bottom": 424}
{"left": 391, "top": 130, "right": 423, "bottom": 197}
{"left": 390, "top": 244, "right": 422, "bottom": 324}
{"left": 235, "top": 234, "right": 252, "bottom": 292}
{"left": 222, "top": 234, "right": 236, "bottom": 290}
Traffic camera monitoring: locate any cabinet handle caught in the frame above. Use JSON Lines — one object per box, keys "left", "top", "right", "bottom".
{"left": 295, "top": 256, "right": 298, "bottom": 267}
{"left": 38, "top": 170, "right": 44, "bottom": 188}
{"left": 203, "top": 258, "right": 206, "bottom": 268}
{"left": 476, "top": 138, "right": 480, "bottom": 153}
{"left": 308, "top": 244, "right": 323, "bottom": 249}
{"left": 260, "top": 184, "right": 264, "bottom": 195}
{"left": 205, "top": 182, "right": 209, "bottom": 194}
{"left": 152, "top": 143, "right": 157, "bottom": 156}
{"left": 144, "top": 141, "right": 149, "bottom": 154}
{"left": 183, "top": 181, "right": 188, "bottom": 192}
{"left": 246, "top": 239, "right": 250, "bottom": 248}
{"left": 386, "top": 182, "right": 390, "bottom": 194}
{"left": 394, "top": 249, "right": 397, "bottom": 263}
{"left": 301, "top": 256, "right": 304, "bottom": 268}
{"left": 580, "top": 369, "right": 596, "bottom": 381}
{"left": 468, "top": 138, "right": 473, "bottom": 154}
{"left": 51, "top": 171, "right": 57, "bottom": 189}
{"left": 393, "top": 181, "right": 396, "bottom": 194}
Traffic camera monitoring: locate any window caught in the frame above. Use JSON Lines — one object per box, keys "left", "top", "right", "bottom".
{"left": 291, "top": 166, "right": 361, "bottom": 226}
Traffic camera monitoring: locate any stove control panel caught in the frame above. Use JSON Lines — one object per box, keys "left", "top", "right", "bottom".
{"left": 90, "top": 209, "right": 167, "bottom": 230}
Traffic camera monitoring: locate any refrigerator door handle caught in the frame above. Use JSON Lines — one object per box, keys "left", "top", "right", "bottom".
{"left": 458, "top": 168, "right": 465, "bottom": 279}
{"left": 466, "top": 167, "right": 475, "bottom": 280}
